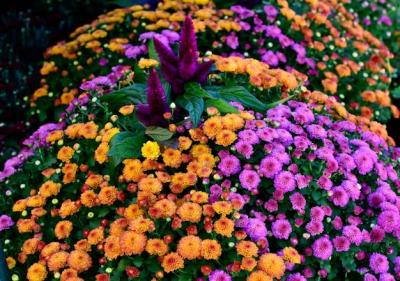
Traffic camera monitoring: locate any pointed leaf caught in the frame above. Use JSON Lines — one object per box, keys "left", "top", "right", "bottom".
{"left": 100, "top": 83, "right": 147, "bottom": 110}
{"left": 176, "top": 95, "right": 204, "bottom": 127}
{"left": 219, "top": 86, "right": 268, "bottom": 112}
{"left": 108, "top": 132, "right": 146, "bottom": 167}
{"left": 145, "top": 126, "right": 174, "bottom": 141}
{"left": 184, "top": 82, "right": 213, "bottom": 99}
{"left": 205, "top": 98, "right": 239, "bottom": 114}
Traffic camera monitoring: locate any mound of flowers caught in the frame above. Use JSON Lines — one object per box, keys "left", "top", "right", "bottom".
{"left": 1, "top": 17, "right": 400, "bottom": 281}
{"left": 29, "top": 0, "right": 398, "bottom": 125}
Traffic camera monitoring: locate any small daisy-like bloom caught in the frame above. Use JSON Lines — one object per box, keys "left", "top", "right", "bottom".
{"left": 369, "top": 253, "right": 389, "bottom": 274}
{"left": 27, "top": 262, "right": 48, "bottom": 281}
{"left": 177, "top": 235, "right": 202, "bottom": 260}
{"left": 57, "top": 146, "right": 75, "bottom": 162}
{"left": 235, "top": 140, "right": 254, "bottom": 159}
{"left": 203, "top": 116, "right": 223, "bottom": 138}
{"left": 88, "top": 226, "right": 104, "bottom": 245}
{"left": 289, "top": 192, "right": 306, "bottom": 212}
{"left": 236, "top": 240, "right": 258, "bottom": 257}
{"left": 218, "top": 154, "right": 241, "bottom": 176}
{"left": 312, "top": 237, "right": 333, "bottom": 260}
{"left": 239, "top": 169, "right": 261, "bottom": 191}
{"left": 138, "top": 177, "right": 163, "bottom": 194}
{"left": 191, "top": 191, "right": 209, "bottom": 204}
{"left": 47, "top": 251, "right": 69, "bottom": 272}
{"left": 104, "top": 235, "right": 121, "bottom": 260}
{"left": 257, "top": 253, "right": 285, "bottom": 279}
{"left": 241, "top": 257, "right": 257, "bottom": 271}
{"left": 67, "top": 250, "right": 92, "bottom": 272}
{"left": 247, "top": 270, "right": 272, "bottom": 281}
{"left": 119, "top": 104, "right": 134, "bottom": 115}
{"left": 271, "top": 219, "right": 292, "bottom": 240}
{"left": 151, "top": 199, "right": 177, "bottom": 218}
{"left": 60, "top": 268, "right": 79, "bottom": 280}
{"left": 123, "top": 159, "right": 144, "bottom": 182}
{"left": 39, "top": 180, "right": 61, "bottom": 198}
{"left": 55, "top": 220, "right": 73, "bottom": 240}
{"left": 95, "top": 142, "right": 109, "bottom": 164}
{"left": 124, "top": 204, "right": 144, "bottom": 219}
{"left": 80, "top": 190, "right": 97, "bottom": 208}
{"left": 274, "top": 171, "right": 296, "bottom": 193}
{"left": 22, "top": 238, "right": 40, "bottom": 255}
{"left": 6, "top": 257, "right": 16, "bottom": 269}
{"left": 161, "top": 252, "right": 184, "bottom": 273}
{"left": 162, "top": 148, "right": 182, "bottom": 168}
{"left": 259, "top": 156, "right": 282, "bottom": 178}
{"left": 332, "top": 236, "right": 350, "bottom": 252}
{"left": 40, "top": 242, "right": 61, "bottom": 258}
{"left": 120, "top": 231, "right": 147, "bottom": 255}
{"left": 138, "top": 58, "right": 159, "bottom": 69}
{"left": 141, "top": 141, "right": 160, "bottom": 160}
{"left": 215, "top": 129, "right": 237, "bottom": 146}
{"left": 98, "top": 186, "right": 118, "bottom": 205}
{"left": 201, "top": 239, "right": 222, "bottom": 260}
{"left": 209, "top": 270, "right": 232, "bottom": 281}
{"left": 214, "top": 217, "right": 235, "bottom": 237}
{"left": 146, "top": 239, "right": 169, "bottom": 256}
{"left": 177, "top": 202, "right": 202, "bottom": 223}
{"left": 282, "top": 247, "right": 301, "bottom": 264}
{"left": 212, "top": 201, "right": 233, "bottom": 216}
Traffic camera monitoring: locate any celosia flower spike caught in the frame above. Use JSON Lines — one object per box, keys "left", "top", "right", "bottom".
{"left": 153, "top": 16, "right": 212, "bottom": 95}
{"left": 136, "top": 69, "right": 170, "bottom": 127}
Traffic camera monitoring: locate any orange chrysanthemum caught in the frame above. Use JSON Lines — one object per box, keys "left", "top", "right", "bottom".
{"left": 177, "top": 235, "right": 202, "bottom": 260}
{"left": 214, "top": 217, "right": 234, "bottom": 237}
{"left": 27, "top": 262, "right": 48, "bottom": 281}
{"left": 247, "top": 270, "right": 272, "bottom": 281}
{"left": 104, "top": 235, "right": 121, "bottom": 260}
{"left": 47, "top": 251, "right": 69, "bottom": 272}
{"left": 119, "top": 231, "right": 147, "bottom": 255}
{"left": 177, "top": 202, "right": 202, "bottom": 223}
{"left": 236, "top": 241, "right": 259, "bottom": 257}
{"left": 146, "top": 239, "right": 169, "bottom": 256}
{"left": 54, "top": 220, "right": 73, "bottom": 240}
{"left": 201, "top": 239, "right": 222, "bottom": 260}
{"left": 67, "top": 250, "right": 92, "bottom": 272}
{"left": 257, "top": 253, "right": 285, "bottom": 279}
{"left": 161, "top": 252, "right": 184, "bottom": 273}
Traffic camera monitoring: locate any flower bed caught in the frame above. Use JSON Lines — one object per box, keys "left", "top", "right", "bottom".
{"left": 1, "top": 16, "right": 400, "bottom": 281}
{"left": 28, "top": 0, "right": 398, "bottom": 125}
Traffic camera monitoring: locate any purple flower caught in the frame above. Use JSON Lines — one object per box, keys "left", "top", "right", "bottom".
{"left": 238, "top": 129, "right": 259, "bottom": 144}
{"left": 343, "top": 225, "right": 363, "bottom": 246}
{"left": 370, "top": 227, "right": 385, "bottom": 243}
{"left": 271, "top": 219, "right": 292, "bottom": 239}
{"left": 286, "top": 273, "right": 307, "bottom": 281}
{"left": 259, "top": 156, "right": 282, "bottom": 178}
{"left": 306, "top": 220, "right": 324, "bottom": 236}
{"left": 124, "top": 44, "right": 146, "bottom": 59}
{"left": 226, "top": 33, "right": 239, "bottom": 49}
{"left": 331, "top": 186, "right": 349, "bottom": 207}
{"left": 379, "top": 273, "right": 395, "bottom": 281}
{"left": 289, "top": 192, "right": 306, "bottom": 212}
{"left": 261, "top": 50, "right": 279, "bottom": 66}
{"left": 209, "top": 270, "right": 232, "bottom": 281}
{"left": 245, "top": 218, "right": 267, "bottom": 241}
{"left": 312, "top": 237, "right": 333, "bottom": 260}
{"left": 333, "top": 236, "right": 350, "bottom": 252}
{"left": 274, "top": 171, "right": 296, "bottom": 193}
{"left": 218, "top": 154, "right": 241, "bottom": 176}
{"left": 136, "top": 69, "right": 170, "bottom": 127}
{"left": 377, "top": 211, "right": 400, "bottom": 233}
{"left": 263, "top": 5, "right": 278, "bottom": 21}
{"left": 235, "top": 141, "right": 254, "bottom": 159}
{"left": 369, "top": 253, "right": 389, "bottom": 274}
{"left": 353, "top": 147, "right": 377, "bottom": 175}
{"left": 0, "top": 215, "right": 14, "bottom": 232}
{"left": 239, "top": 170, "right": 260, "bottom": 191}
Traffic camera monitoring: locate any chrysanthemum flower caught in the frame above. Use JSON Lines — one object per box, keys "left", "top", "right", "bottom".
{"left": 161, "top": 252, "right": 184, "bottom": 273}
{"left": 177, "top": 235, "right": 202, "bottom": 260}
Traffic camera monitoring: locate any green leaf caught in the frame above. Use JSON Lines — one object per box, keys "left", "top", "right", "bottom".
{"left": 159, "top": 138, "right": 179, "bottom": 149}
{"left": 100, "top": 83, "right": 147, "bottom": 110}
{"left": 108, "top": 131, "right": 146, "bottom": 167}
{"left": 111, "top": 257, "right": 131, "bottom": 281}
{"left": 265, "top": 94, "right": 296, "bottom": 109}
{"left": 176, "top": 95, "right": 204, "bottom": 127}
{"left": 184, "top": 82, "right": 213, "bottom": 99}
{"left": 218, "top": 86, "right": 268, "bottom": 112}
{"left": 148, "top": 39, "right": 159, "bottom": 61}
{"left": 392, "top": 86, "right": 400, "bottom": 99}
{"left": 205, "top": 98, "right": 239, "bottom": 114}
{"left": 145, "top": 126, "right": 174, "bottom": 141}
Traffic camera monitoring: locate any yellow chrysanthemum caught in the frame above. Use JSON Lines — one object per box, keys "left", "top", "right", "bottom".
{"left": 138, "top": 58, "right": 159, "bottom": 69}
{"left": 57, "top": 146, "right": 75, "bottom": 162}
{"left": 282, "top": 247, "right": 301, "bottom": 264}
{"left": 247, "top": 270, "right": 272, "bottom": 281}
{"left": 141, "top": 141, "right": 160, "bottom": 160}
{"left": 123, "top": 159, "right": 144, "bottom": 182}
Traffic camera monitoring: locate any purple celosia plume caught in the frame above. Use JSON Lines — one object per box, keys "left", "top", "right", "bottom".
{"left": 136, "top": 69, "right": 170, "bottom": 127}
{"left": 154, "top": 16, "right": 212, "bottom": 95}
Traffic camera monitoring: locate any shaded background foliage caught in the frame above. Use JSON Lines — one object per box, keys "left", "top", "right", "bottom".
{"left": 1, "top": 0, "right": 400, "bottom": 168}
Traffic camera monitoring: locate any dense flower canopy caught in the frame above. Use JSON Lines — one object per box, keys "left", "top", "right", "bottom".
{"left": 1, "top": 1, "right": 400, "bottom": 281}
